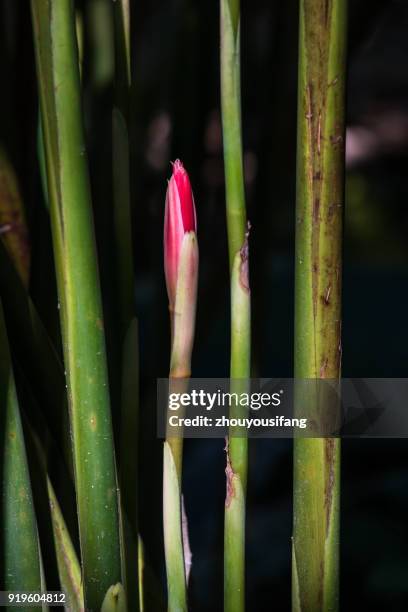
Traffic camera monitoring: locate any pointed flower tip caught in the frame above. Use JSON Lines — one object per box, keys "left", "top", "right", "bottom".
{"left": 164, "top": 160, "right": 197, "bottom": 308}
{"left": 170, "top": 159, "right": 196, "bottom": 233}
{"left": 171, "top": 158, "right": 184, "bottom": 173}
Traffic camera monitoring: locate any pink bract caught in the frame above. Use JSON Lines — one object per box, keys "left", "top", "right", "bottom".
{"left": 164, "top": 160, "right": 197, "bottom": 308}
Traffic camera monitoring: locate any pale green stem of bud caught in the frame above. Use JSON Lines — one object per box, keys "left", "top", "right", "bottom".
{"left": 164, "top": 231, "right": 198, "bottom": 612}
{"left": 170, "top": 232, "right": 199, "bottom": 378}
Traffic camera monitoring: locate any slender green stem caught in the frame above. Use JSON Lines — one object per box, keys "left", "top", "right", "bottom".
{"left": 220, "top": 0, "right": 246, "bottom": 269}
{"left": 293, "top": 1, "right": 347, "bottom": 611}
{"left": 31, "top": 2, "right": 122, "bottom": 608}
{"left": 220, "top": 1, "right": 250, "bottom": 610}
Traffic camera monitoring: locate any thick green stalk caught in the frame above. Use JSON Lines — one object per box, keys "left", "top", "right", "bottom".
{"left": 31, "top": 2, "right": 121, "bottom": 609}
{"left": 293, "top": 1, "right": 347, "bottom": 611}
{"left": 0, "top": 302, "right": 43, "bottom": 610}
{"left": 220, "top": 1, "right": 250, "bottom": 611}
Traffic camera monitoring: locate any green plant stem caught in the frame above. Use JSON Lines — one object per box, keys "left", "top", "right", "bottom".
{"left": 31, "top": 2, "right": 122, "bottom": 609}
{"left": 220, "top": 1, "right": 250, "bottom": 611}
{"left": 220, "top": 0, "right": 246, "bottom": 269}
{"left": 293, "top": 1, "right": 347, "bottom": 611}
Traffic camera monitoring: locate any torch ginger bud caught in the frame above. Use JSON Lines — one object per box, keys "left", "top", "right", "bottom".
{"left": 164, "top": 160, "right": 197, "bottom": 311}
{"left": 164, "top": 161, "right": 198, "bottom": 377}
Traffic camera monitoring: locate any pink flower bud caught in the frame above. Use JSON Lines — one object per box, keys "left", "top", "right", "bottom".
{"left": 164, "top": 160, "right": 197, "bottom": 309}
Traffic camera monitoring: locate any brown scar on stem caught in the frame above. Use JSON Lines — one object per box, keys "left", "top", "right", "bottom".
{"left": 322, "top": 283, "right": 331, "bottom": 305}
{"left": 305, "top": 83, "right": 313, "bottom": 120}
{"left": 338, "top": 320, "right": 343, "bottom": 361}
{"left": 225, "top": 438, "right": 236, "bottom": 508}
{"left": 239, "top": 221, "right": 251, "bottom": 293}
{"left": 305, "top": 85, "right": 315, "bottom": 195}
{"left": 320, "top": 356, "right": 329, "bottom": 378}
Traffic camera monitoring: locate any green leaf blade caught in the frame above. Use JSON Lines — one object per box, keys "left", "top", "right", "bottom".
{"left": 1, "top": 303, "right": 42, "bottom": 610}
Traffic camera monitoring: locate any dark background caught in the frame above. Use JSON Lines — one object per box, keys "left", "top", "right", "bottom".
{"left": 1, "top": 0, "right": 408, "bottom": 610}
